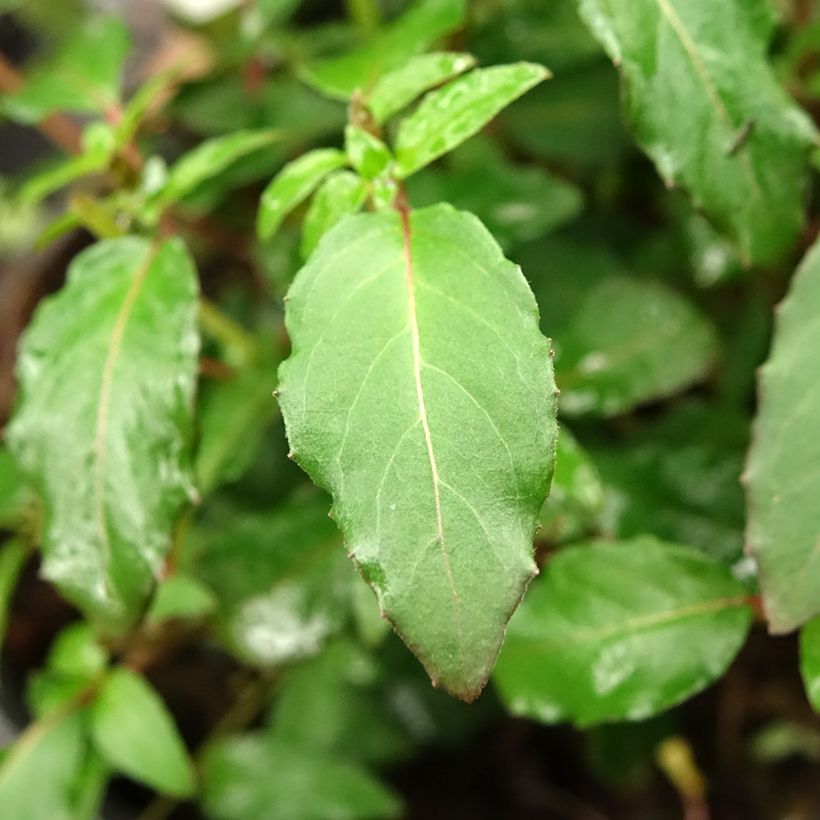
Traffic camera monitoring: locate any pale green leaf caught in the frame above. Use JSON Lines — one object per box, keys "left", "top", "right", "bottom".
{"left": 257, "top": 148, "right": 348, "bottom": 240}
{"left": 156, "top": 129, "right": 280, "bottom": 209}
{"left": 368, "top": 51, "right": 476, "bottom": 123}
{"left": 800, "top": 617, "right": 820, "bottom": 712}
{"left": 344, "top": 125, "right": 393, "bottom": 180}
{"left": 301, "top": 170, "right": 369, "bottom": 260}
{"left": 301, "top": 0, "right": 466, "bottom": 100}
{"left": 0, "top": 711, "right": 86, "bottom": 820}
{"left": 522, "top": 238, "right": 718, "bottom": 416}
{"left": 3, "top": 17, "right": 129, "bottom": 122}
{"left": 745, "top": 239, "right": 820, "bottom": 631}
{"left": 576, "top": 0, "right": 818, "bottom": 264}
{"left": 278, "top": 204, "right": 557, "bottom": 700}
{"left": 46, "top": 623, "right": 107, "bottom": 680}
{"left": 494, "top": 537, "right": 752, "bottom": 725}
{"left": 7, "top": 237, "right": 200, "bottom": 631}
{"left": 91, "top": 668, "right": 196, "bottom": 797}
{"left": 202, "top": 735, "right": 400, "bottom": 820}
{"left": 395, "top": 62, "right": 550, "bottom": 178}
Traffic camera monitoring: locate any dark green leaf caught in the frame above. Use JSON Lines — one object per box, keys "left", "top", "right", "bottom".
{"left": 91, "top": 668, "right": 195, "bottom": 797}
{"left": 523, "top": 238, "right": 718, "bottom": 416}
{"left": 395, "top": 62, "right": 550, "bottom": 178}
{"left": 577, "top": 0, "right": 817, "bottom": 264}
{"left": 7, "top": 237, "right": 200, "bottom": 631}
{"left": 278, "top": 204, "right": 557, "bottom": 700}
{"left": 800, "top": 617, "right": 820, "bottom": 712}
{"left": 494, "top": 536, "right": 752, "bottom": 725}
{"left": 0, "top": 539, "right": 28, "bottom": 652}
{"left": 202, "top": 734, "right": 400, "bottom": 820}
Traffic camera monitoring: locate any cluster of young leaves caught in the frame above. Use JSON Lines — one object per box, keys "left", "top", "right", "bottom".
{"left": 0, "top": 0, "right": 820, "bottom": 817}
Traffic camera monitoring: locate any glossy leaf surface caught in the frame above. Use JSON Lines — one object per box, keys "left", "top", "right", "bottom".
{"left": 577, "top": 0, "right": 817, "bottom": 264}
{"left": 7, "top": 238, "right": 199, "bottom": 630}
{"left": 278, "top": 204, "right": 557, "bottom": 700}
{"left": 494, "top": 537, "right": 752, "bottom": 725}
{"left": 746, "top": 240, "right": 820, "bottom": 631}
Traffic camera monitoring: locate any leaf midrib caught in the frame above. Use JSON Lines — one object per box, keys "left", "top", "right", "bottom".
{"left": 93, "top": 245, "right": 158, "bottom": 574}
{"left": 398, "top": 207, "right": 464, "bottom": 667}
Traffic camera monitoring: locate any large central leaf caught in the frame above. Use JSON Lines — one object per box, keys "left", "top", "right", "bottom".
{"left": 7, "top": 237, "right": 199, "bottom": 631}
{"left": 278, "top": 204, "right": 557, "bottom": 700}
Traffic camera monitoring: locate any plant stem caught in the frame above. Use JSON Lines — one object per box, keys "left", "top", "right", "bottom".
{"left": 198, "top": 297, "right": 258, "bottom": 366}
{"left": 345, "top": 0, "right": 381, "bottom": 37}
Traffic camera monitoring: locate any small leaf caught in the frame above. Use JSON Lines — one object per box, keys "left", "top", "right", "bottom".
{"left": 523, "top": 238, "right": 718, "bottom": 416}
{"left": 257, "top": 148, "right": 348, "bottom": 240}
{"left": 576, "top": 0, "right": 818, "bottom": 264}
{"left": 394, "top": 62, "right": 549, "bottom": 178}
{"left": 368, "top": 51, "right": 476, "bottom": 123}
{"left": 3, "top": 17, "right": 129, "bottom": 123}
{"left": 17, "top": 147, "right": 111, "bottom": 206}
{"left": 278, "top": 204, "right": 557, "bottom": 700}
{"left": 147, "top": 574, "right": 217, "bottom": 623}
{"left": 47, "top": 623, "right": 108, "bottom": 680}
{"left": 301, "top": 170, "right": 369, "bottom": 259}
{"left": 0, "top": 711, "right": 86, "bottom": 820}
{"left": 745, "top": 238, "right": 820, "bottom": 631}
{"left": 7, "top": 237, "right": 200, "bottom": 631}
{"left": 91, "top": 668, "right": 196, "bottom": 797}
{"left": 156, "top": 129, "right": 280, "bottom": 210}
{"left": 202, "top": 734, "right": 400, "bottom": 820}
{"left": 494, "top": 537, "right": 752, "bottom": 725}
{"left": 800, "top": 617, "right": 820, "bottom": 712}
{"left": 301, "top": 0, "right": 466, "bottom": 100}
{"left": 345, "top": 125, "right": 393, "bottom": 180}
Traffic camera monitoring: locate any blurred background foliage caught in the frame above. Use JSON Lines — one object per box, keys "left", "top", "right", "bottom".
{"left": 1, "top": 0, "right": 820, "bottom": 818}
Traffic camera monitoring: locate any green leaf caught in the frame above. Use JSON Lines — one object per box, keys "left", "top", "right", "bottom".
{"left": 196, "top": 359, "right": 280, "bottom": 496}
{"left": 800, "top": 617, "right": 820, "bottom": 712}
{"left": 278, "top": 204, "right": 558, "bottom": 700}
{"left": 538, "top": 428, "right": 603, "bottom": 545}
{"left": 155, "top": 129, "right": 280, "bottom": 211}
{"left": 46, "top": 623, "right": 108, "bottom": 680}
{"left": 394, "top": 62, "right": 550, "bottom": 178}
{"left": 591, "top": 401, "right": 748, "bottom": 563}
{"left": 367, "top": 51, "right": 476, "bottom": 123}
{"left": 190, "top": 495, "right": 349, "bottom": 665}
{"left": 271, "top": 640, "right": 413, "bottom": 765}
{"left": 745, "top": 239, "right": 820, "bottom": 631}
{"left": 257, "top": 149, "right": 348, "bottom": 241}
{"left": 0, "top": 448, "right": 35, "bottom": 529}
{"left": 345, "top": 125, "right": 393, "bottom": 180}
{"left": 147, "top": 573, "right": 217, "bottom": 623}
{"left": 301, "top": 0, "right": 466, "bottom": 100}
{"left": 202, "top": 734, "right": 400, "bottom": 820}
{"left": 406, "top": 136, "right": 582, "bottom": 248}
{"left": 71, "top": 749, "right": 110, "bottom": 820}
{"left": 0, "top": 711, "right": 86, "bottom": 820}
{"left": 0, "top": 539, "right": 28, "bottom": 652}
{"left": 91, "top": 668, "right": 195, "bottom": 797}
{"left": 17, "top": 144, "right": 111, "bottom": 206}
{"left": 301, "top": 170, "right": 369, "bottom": 260}
{"left": 3, "top": 17, "right": 129, "bottom": 122}
{"left": 7, "top": 237, "right": 200, "bottom": 631}
{"left": 522, "top": 238, "right": 718, "bottom": 416}
{"left": 576, "top": 0, "right": 817, "bottom": 264}
{"left": 494, "top": 536, "right": 752, "bottom": 725}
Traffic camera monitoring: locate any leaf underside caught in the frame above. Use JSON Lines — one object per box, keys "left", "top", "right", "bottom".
{"left": 278, "top": 204, "right": 558, "bottom": 700}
